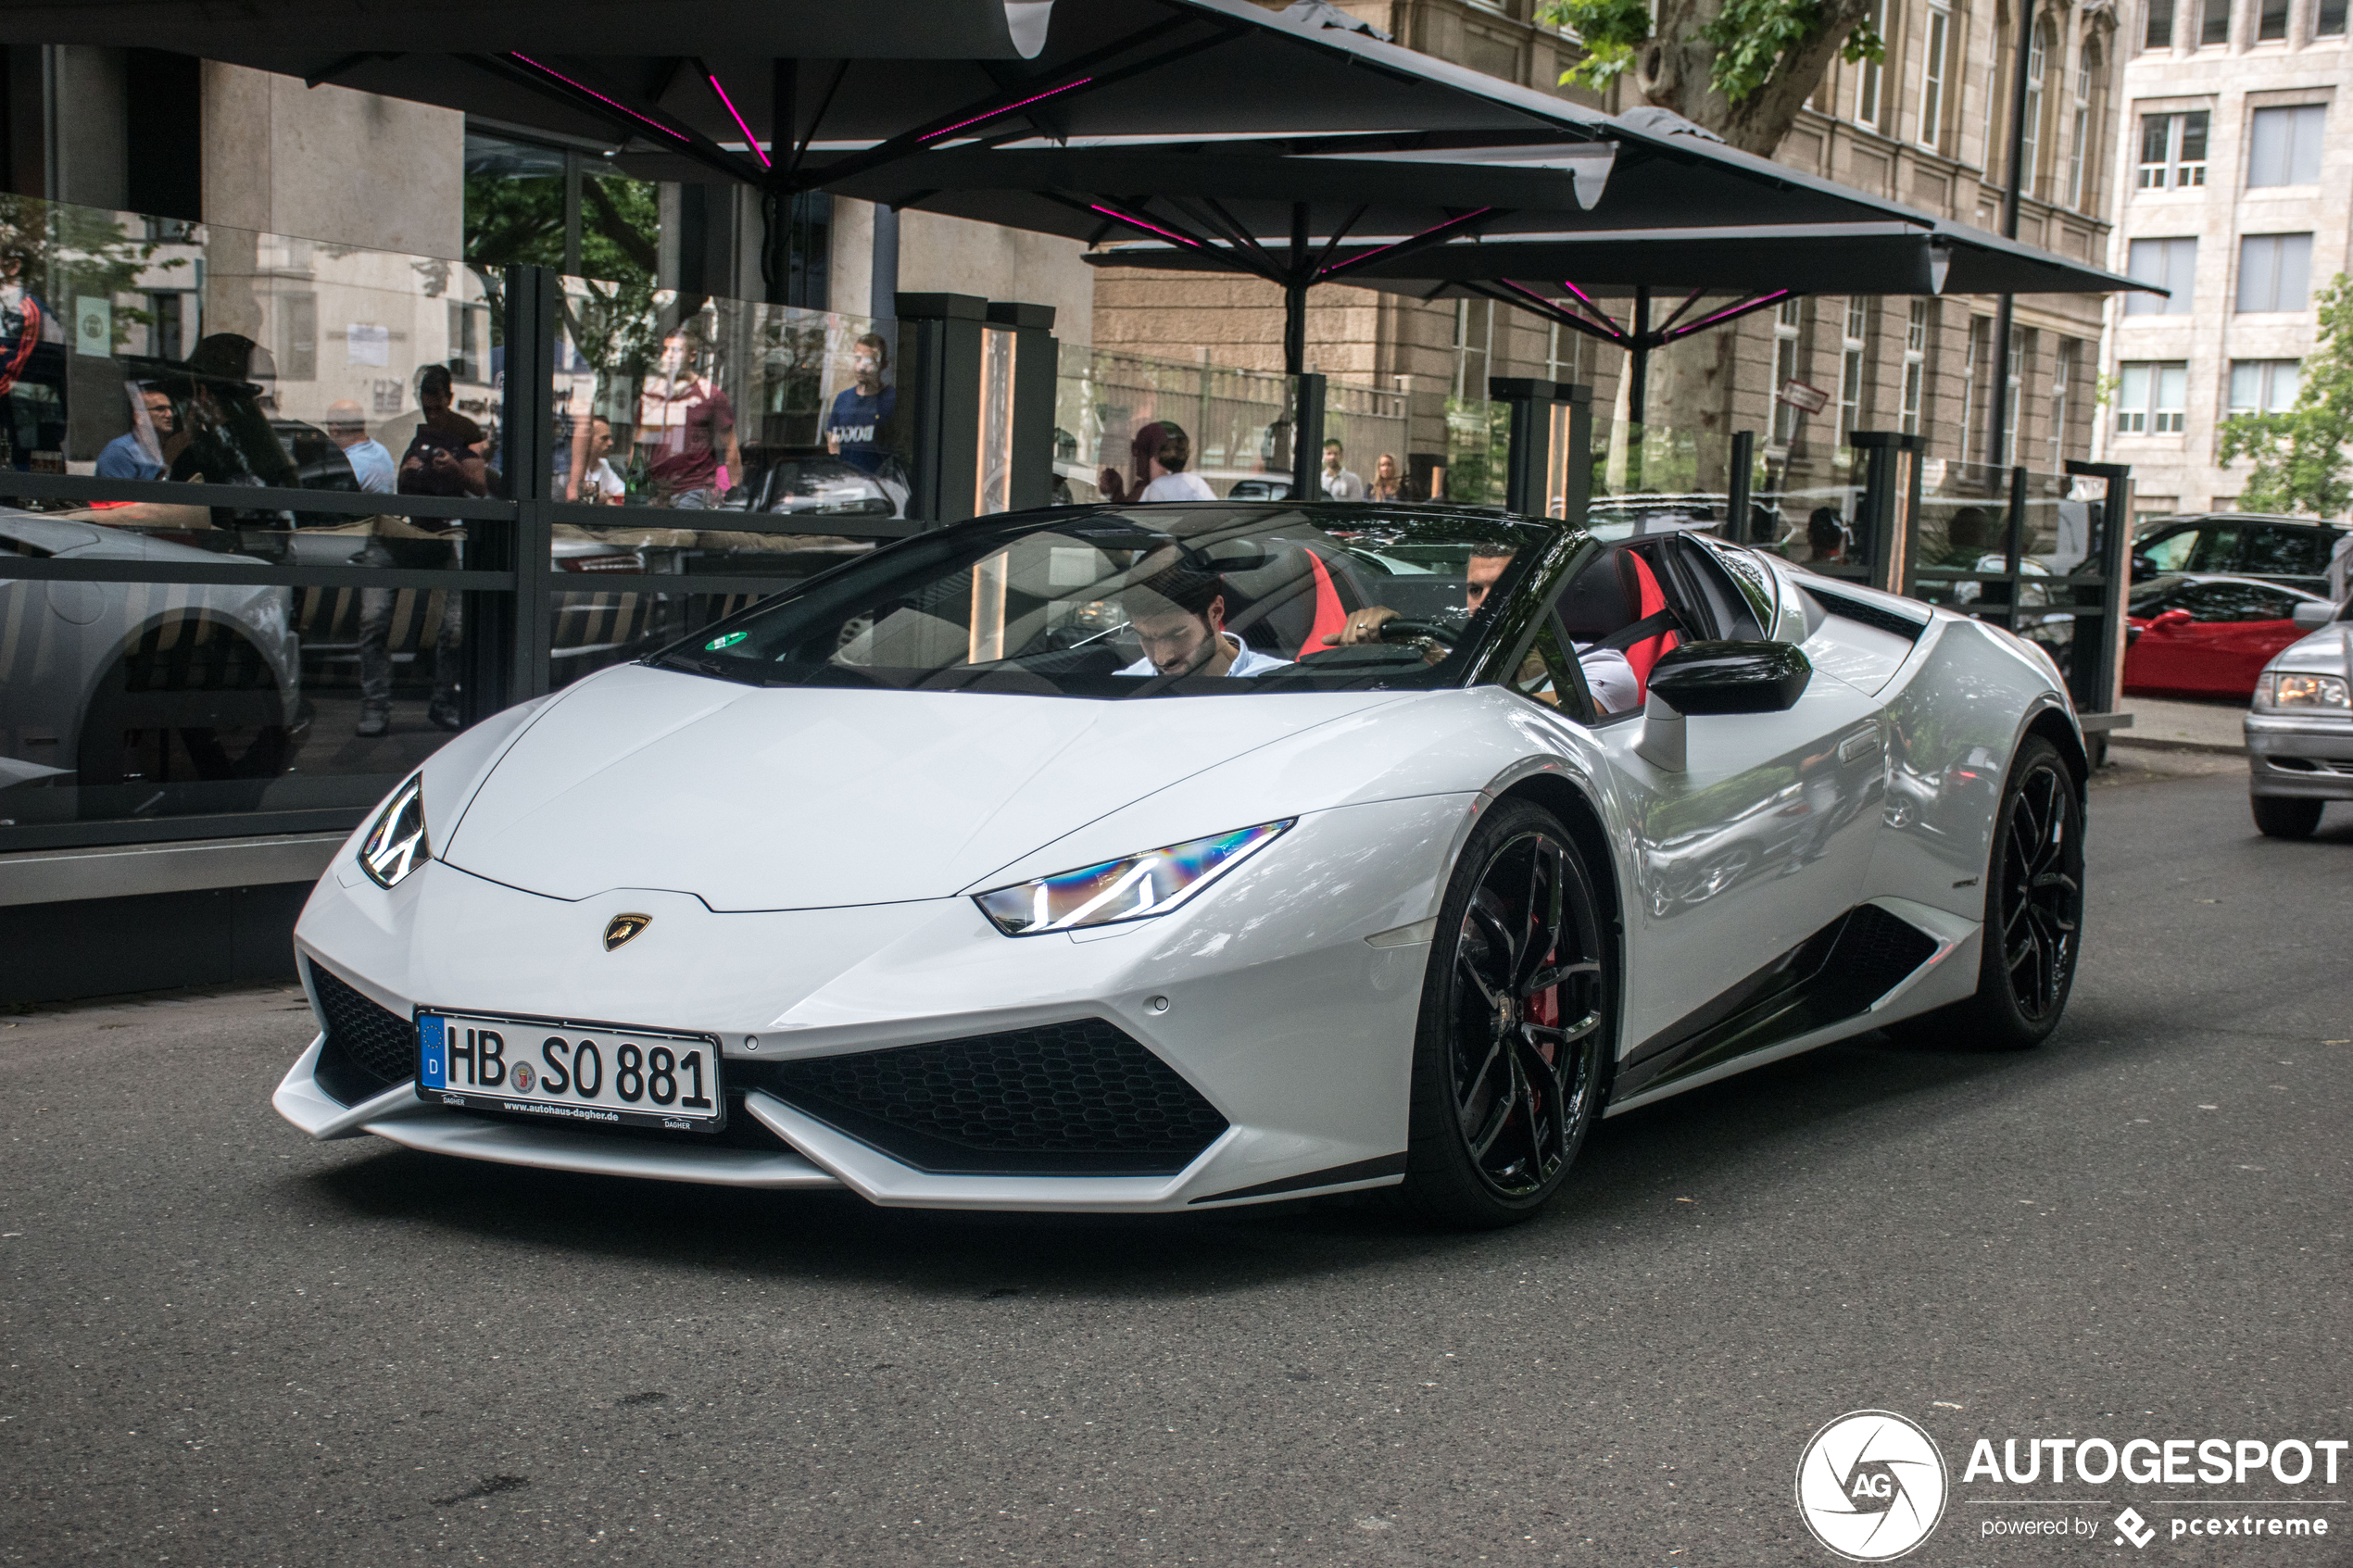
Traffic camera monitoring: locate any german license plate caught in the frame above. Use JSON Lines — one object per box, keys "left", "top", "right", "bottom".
{"left": 417, "top": 1010, "right": 725, "bottom": 1132}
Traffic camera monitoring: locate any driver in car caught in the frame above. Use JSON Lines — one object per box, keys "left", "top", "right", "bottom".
{"left": 1322, "top": 542, "right": 1642, "bottom": 714}
{"left": 1117, "top": 563, "right": 1292, "bottom": 679}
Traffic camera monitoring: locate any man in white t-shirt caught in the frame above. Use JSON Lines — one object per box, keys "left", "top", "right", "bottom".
{"left": 1101, "top": 420, "right": 1215, "bottom": 503}
{"left": 1320, "top": 440, "right": 1365, "bottom": 501}
{"left": 1116, "top": 563, "right": 1290, "bottom": 678}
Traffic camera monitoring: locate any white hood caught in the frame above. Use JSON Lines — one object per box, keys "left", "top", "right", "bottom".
{"left": 439, "top": 663, "right": 1401, "bottom": 910}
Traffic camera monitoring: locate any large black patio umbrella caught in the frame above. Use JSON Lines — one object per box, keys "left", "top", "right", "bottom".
{"left": 1085, "top": 216, "right": 2158, "bottom": 419}
{"left": 0, "top": 0, "right": 1921, "bottom": 356}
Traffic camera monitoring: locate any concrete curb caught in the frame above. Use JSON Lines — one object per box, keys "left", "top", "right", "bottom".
{"left": 2108, "top": 735, "right": 2247, "bottom": 758}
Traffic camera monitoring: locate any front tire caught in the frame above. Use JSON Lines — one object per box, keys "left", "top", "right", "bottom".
{"left": 1402, "top": 800, "right": 1614, "bottom": 1229}
{"left": 2252, "top": 796, "right": 2323, "bottom": 839}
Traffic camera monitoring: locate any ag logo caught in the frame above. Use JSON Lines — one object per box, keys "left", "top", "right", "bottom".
{"left": 1795, "top": 1411, "right": 1948, "bottom": 1562}
{"left": 603, "top": 913, "right": 653, "bottom": 951}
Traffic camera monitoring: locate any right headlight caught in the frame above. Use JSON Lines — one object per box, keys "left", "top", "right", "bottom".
{"left": 2256, "top": 671, "right": 2351, "bottom": 711}
{"left": 974, "top": 820, "right": 1292, "bottom": 935}
{"left": 357, "top": 772, "right": 430, "bottom": 889}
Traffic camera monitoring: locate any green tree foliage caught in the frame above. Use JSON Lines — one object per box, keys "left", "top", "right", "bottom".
{"left": 0, "top": 195, "right": 188, "bottom": 346}
{"left": 2217, "top": 273, "right": 2353, "bottom": 519}
{"left": 464, "top": 169, "right": 665, "bottom": 380}
{"left": 1540, "top": 0, "right": 1881, "bottom": 156}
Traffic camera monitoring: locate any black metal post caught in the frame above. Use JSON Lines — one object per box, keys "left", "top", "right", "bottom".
{"left": 1850, "top": 430, "right": 1924, "bottom": 594}
{"left": 1727, "top": 429, "right": 1755, "bottom": 540}
{"left": 2065, "top": 458, "right": 2135, "bottom": 721}
{"left": 761, "top": 58, "right": 797, "bottom": 306}
{"left": 487, "top": 264, "right": 558, "bottom": 715}
{"left": 989, "top": 301, "right": 1060, "bottom": 512}
{"left": 1628, "top": 286, "right": 1652, "bottom": 429}
{"left": 1284, "top": 202, "right": 1310, "bottom": 379}
{"left": 1561, "top": 383, "right": 1594, "bottom": 533}
{"left": 1489, "top": 377, "right": 1560, "bottom": 518}
{"left": 1290, "top": 371, "right": 1327, "bottom": 499}
{"left": 895, "top": 292, "right": 988, "bottom": 526}
{"left": 1985, "top": 0, "right": 2037, "bottom": 467}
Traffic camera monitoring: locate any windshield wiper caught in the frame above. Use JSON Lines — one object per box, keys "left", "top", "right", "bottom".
{"left": 652, "top": 652, "right": 770, "bottom": 686}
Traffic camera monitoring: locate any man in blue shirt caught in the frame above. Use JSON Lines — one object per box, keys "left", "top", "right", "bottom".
{"left": 326, "top": 398, "right": 396, "bottom": 494}
{"left": 824, "top": 332, "right": 896, "bottom": 476}
{"left": 95, "top": 386, "right": 173, "bottom": 481}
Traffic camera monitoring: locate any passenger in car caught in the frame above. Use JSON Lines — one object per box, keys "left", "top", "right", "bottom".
{"left": 1116, "top": 563, "right": 1292, "bottom": 678}
{"left": 1320, "top": 543, "right": 1641, "bottom": 713}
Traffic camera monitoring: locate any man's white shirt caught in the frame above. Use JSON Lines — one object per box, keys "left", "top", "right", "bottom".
{"left": 1118, "top": 633, "right": 1292, "bottom": 677}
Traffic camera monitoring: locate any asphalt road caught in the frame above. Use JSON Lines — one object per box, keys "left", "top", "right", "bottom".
{"left": 4, "top": 755, "right": 2347, "bottom": 1568}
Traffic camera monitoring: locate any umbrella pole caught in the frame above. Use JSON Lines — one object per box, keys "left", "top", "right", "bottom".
{"left": 1627, "top": 286, "right": 1651, "bottom": 491}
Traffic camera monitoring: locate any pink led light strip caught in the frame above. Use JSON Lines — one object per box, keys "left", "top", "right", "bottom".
{"left": 510, "top": 53, "right": 687, "bottom": 144}
{"left": 706, "top": 73, "right": 771, "bottom": 168}
{"left": 922, "top": 78, "right": 1094, "bottom": 143}
{"left": 1315, "top": 207, "right": 1496, "bottom": 279}
{"left": 1504, "top": 278, "right": 1626, "bottom": 343}
{"left": 1088, "top": 205, "right": 1205, "bottom": 249}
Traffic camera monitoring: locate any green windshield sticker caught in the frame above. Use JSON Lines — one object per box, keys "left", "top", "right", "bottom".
{"left": 705, "top": 631, "right": 749, "bottom": 651}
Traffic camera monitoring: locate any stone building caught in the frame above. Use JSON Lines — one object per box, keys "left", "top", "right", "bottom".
{"left": 2095, "top": 0, "right": 2350, "bottom": 519}
{"left": 1095, "top": 0, "right": 2123, "bottom": 497}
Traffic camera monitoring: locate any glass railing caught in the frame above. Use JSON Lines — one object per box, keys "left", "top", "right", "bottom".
{"left": 0, "top": 195, "right": 510, "bottom": 848}
{"left": 1054, "top": 344, "right": 1301, "bottom": 503}
{"left": 1588, "top": 420, "right": 1746, "bottom": 538}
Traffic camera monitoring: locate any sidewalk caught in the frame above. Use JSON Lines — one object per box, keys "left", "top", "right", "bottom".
{"left": 2115, "top": 695, "right": 2248, "bottom": 754}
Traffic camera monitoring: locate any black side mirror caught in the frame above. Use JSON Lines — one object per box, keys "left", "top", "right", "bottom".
{"left": 1647, "top": 640, "right": 1813, "bottom": 715}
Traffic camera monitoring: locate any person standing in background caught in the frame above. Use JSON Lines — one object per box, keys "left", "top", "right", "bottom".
{"left": 96, "top": 386, "right": 174, "bottom": 481}
{"left": 1367, "top": 452, "right": 1405, "bottom": 501}
{"left": 324, "top": 399, "right": 396, "bottom": 494}
{"left": 1320, "top": 440, "right": 1365, "bottom": 501}
{"left": 637, "top": 327, "right": 739, "bottom": 508}
{"left": 824, "top": 332, "right": 897, "bottom": 476}
{"left": 356, "top": 364, "right": 479, "bottom": 738}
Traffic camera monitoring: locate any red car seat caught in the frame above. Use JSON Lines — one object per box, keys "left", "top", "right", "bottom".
{"left": 1617, "top": 550, "right": 1681, "bottom": 695}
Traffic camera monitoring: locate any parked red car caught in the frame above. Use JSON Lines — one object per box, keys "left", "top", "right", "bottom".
{"left": 2124, "top": 573, "right": 2336, "bottom": 698}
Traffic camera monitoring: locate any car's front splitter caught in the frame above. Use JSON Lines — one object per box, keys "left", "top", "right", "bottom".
{"left": 2246, "top": 712, "right": 2353, "bottom": 800}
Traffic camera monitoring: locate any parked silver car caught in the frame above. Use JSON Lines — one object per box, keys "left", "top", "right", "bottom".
{"left": 2245, "top": 595, "right": 2353, "bottom": 838}
{"left": 0, "top": 510, "right": 301, "bottom": 823}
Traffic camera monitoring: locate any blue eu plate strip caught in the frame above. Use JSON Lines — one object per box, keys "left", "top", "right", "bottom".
{"left": 418, "top": 1014, "right": 447, "bottom": 1088}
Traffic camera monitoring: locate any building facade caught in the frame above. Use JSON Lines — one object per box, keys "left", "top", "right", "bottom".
{"left": 2096, "top": 0, "right": 2349, "bottom": 520}
{"left": 1095, "top": 0, "right": 2122, "bottom": 501}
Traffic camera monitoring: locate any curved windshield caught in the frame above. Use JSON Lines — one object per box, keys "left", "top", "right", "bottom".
{"left": 649, "top": 505, "right": 1565, "bottom": 697}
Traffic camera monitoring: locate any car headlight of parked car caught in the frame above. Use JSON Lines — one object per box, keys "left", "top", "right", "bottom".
{"left": 358, "top": 772, "right": 431, "bottom": 889}
{"left": 2255, "top": 671, "right": 2351, "bottom": 711}
{"left": 974, "top": 820, "right": 1293, "bottom": 935}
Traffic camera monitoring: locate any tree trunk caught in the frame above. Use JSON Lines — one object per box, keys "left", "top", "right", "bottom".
{"left": 1631, "top": 0, "right": 1880, "bottom": 157}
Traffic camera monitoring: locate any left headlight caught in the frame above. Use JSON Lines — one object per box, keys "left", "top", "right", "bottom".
{"left": 974, "top": 819, "right": 1293, "bottom": 936}
{"left": 2256, "top": 671, "right": 2351, "bottom": 711}
{"left": 358, "top": 772, "right": 430, "bottom": 889}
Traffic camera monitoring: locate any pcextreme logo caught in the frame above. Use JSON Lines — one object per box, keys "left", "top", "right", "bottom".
{"left": 1796, "top": 1411, "right": 1951, "bottom": 1562}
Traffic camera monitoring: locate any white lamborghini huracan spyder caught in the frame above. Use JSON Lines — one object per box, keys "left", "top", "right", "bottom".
{"left": 275, "top": 502, "right": 2087, "bottom": 1227}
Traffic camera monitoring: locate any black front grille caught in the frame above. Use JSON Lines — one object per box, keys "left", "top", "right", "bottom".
{"left": 761, "top": 1019, "right": 1228, "bottom": 1176}
{"left": 308, "top": 961, "right": 416, "bottom": 1107}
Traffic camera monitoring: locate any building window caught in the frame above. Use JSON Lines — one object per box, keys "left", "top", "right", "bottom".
{"left": 2200, "top": 0, "right": 2231, "bottom": 44}
{"left": 1857, "top": 0, "right": 1889, "bottom": 129}
{"left": 2049, "top": 338, "right": 2077, "bottom": 467}
{"left": 2126, "top": 236, "right": 2198, "bottom": 314}
{"left": 1920, "top": 0, "right": 1953, "bottom": 148}
{"left": 2247, "top": 106, "right": 2325, "bottom": 187}
{"left": 2321, "top": 0, "right": 2348, "bottom": 37}
{"left": 2138, "top": 110, "right": 2208, "bottom": 188}
{"left": 2259, "top": 0, "right": 2290, "bottom": 37}
{"left": 2116, "top": 361, "right": 2188, "bottom": 433}
{"left": 2237, "top": 232, "right": 2314, "bottom": 313}
{"left": 1901, "top": 300, "right": 1928, "bottom": 435}
{"left": 2020, "top": 21, "right": 2051, "bottom": 192}
{"left": 1453, "top": 298, "right": 1494, "bottom": 402}
{"left": 2068, "top": 51, "right": 2099, "bottom": 209}
{"left": 1839, "top": 298, "right": 1870, "bottom": 445}
{"left": 2229, "top": 358, "right": 2302, "bottom": 411}
{"left": 2145, "top": 0, "right": 2177, "bottom": 47}
{"left": 1546, "top": 320, "right": 1585, "bottom": 388}
{"left": 1773, "top": 298, "right": 1806, "bottom": 445}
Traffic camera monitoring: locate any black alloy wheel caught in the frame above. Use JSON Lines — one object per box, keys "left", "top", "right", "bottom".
{"left": 1995, "top": 744, "right": 2083, "bottom": 1027}
{"left": 1894, "top": 735, "right": 2083, "bottom": 1051}
{"left": 1403, "top": 799, "right": 1613, "bottom": 1227}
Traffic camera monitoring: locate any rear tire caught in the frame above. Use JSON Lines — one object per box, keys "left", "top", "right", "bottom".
{"left": 1892, "top": 736, "right": 2084, "bottom": 1052}
{"left": 2252, "top": 796, "right": 2323, "bottom": 839}
{"left": 1402, "top": 799, "right": 1614, "bottom": 1229}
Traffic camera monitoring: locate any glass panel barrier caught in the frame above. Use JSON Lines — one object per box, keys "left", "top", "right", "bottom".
{"left": 1054, "top": 344, "right": 1298, "bottom": 503}
{"left": 1587, "top": 420, "right": 1743, "bottom": 538}
{"left": 0, "top": 195, "right": 511, "bottom": 850}
{"left": 1319, "top": 380, "right": 1410, "bottom": 502}
{"left": 550, "top": 279, "right": 904, "bottom": 514}
{"left": 1440, "top": 395, "right": 1507, "bottom": 508}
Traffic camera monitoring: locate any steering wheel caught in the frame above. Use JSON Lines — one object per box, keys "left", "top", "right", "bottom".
{"left": 1374, "top": 618, "right": 1455, "bottom": 645}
